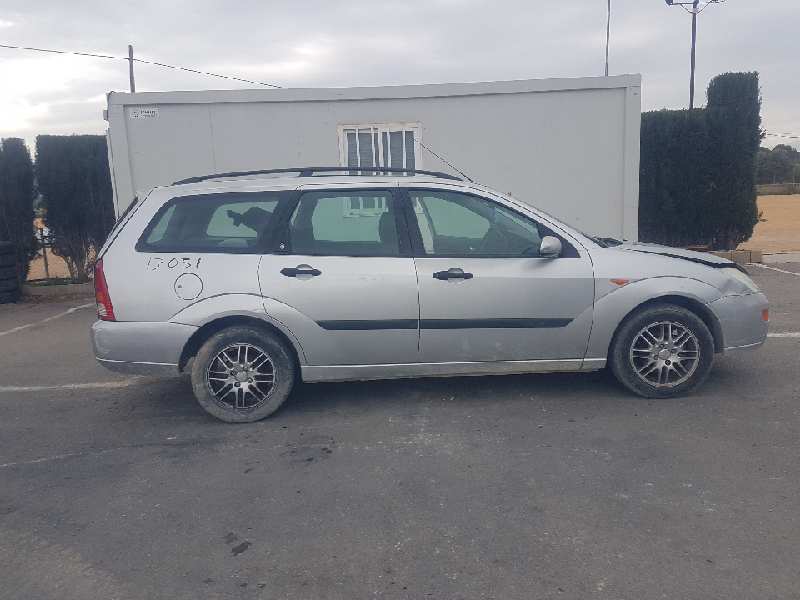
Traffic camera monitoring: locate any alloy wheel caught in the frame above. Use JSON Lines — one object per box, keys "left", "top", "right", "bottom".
{"left": 206, "top": 343, "right": 275, "bottom": 410}
{"left": 629, "top": 321, "right": 700, "bottom": 388}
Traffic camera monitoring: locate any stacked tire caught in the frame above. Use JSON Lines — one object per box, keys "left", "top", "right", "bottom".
{"left": 0, "top": 241, "right": 20, "bottom": 304}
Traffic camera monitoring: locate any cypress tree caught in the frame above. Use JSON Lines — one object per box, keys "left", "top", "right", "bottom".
{"left": 0, "top": 138, "right": 36, "bottom": 281}
{"left": 35, "top": 135, "right": 115, "bottom": 282}
{"left": 639, "top": 72, "right": 762, "bottom": 250}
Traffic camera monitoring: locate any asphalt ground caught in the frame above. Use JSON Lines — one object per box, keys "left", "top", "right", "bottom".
{"left": 1, "top": 265, "right": 798, "bottom": 600}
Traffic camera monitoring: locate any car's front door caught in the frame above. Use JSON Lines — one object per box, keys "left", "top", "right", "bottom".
{"left": 258, "top": 186, "right": 420, "bottom": 367}
{"left": 405, "top": 188, "right": 595, "bottom": 364}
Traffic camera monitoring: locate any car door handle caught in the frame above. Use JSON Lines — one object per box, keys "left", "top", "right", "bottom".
{"left": 433, "top": 268, "right": 474, "bottom": 280}
{"left": 281, "top": 265, "right": 322, "bottom": 277}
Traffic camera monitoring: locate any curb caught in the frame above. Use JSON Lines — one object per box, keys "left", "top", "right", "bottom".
{"left": 711, "top": 250, "right": 763, "bottom": 265}
{"left": 762, "top": 252, "right": 800, "bottom": 265}
{"left": 22, "top": 281, "right": 94, "bottom": 300}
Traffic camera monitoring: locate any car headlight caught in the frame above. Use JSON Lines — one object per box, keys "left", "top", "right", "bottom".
{"left": 726, "top": 267, "right": 760, "bottom": 292}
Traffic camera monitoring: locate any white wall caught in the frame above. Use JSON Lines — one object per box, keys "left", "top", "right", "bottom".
{"left": 107, "top": 75, "right": 640, "bottom": 239}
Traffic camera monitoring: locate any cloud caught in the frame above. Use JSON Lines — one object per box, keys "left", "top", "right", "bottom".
{"left": 0, "top": 0, "right": 796, "bottom": 148}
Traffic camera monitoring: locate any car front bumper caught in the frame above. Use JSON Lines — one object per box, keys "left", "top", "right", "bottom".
{"left": 91, "top": 320, "right": 198, "bottom": 376}
{"left": 709, "top": 291, "right": 769, "bottom": 353}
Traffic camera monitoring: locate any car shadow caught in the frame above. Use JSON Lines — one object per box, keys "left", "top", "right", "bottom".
{"left": 281, "top": 368, "right": 624, "bottom": 418}
{"left": 144, "top": 358, "right": 758, "bottom": 424}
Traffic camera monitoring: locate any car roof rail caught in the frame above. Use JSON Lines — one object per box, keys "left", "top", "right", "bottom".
{"left": 173, "top": 166, "right": 463, "bottom": 185}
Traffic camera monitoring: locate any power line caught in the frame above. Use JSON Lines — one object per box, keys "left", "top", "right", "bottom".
{"left": 695, "top": 0, "right": 724, "bottom": 14}
{"left": 677, "top": 1, "right": 724, "bottom": 15}
{"left": 0, "top": 43, "right": 283, "bottom": 89}
{"left": 0, "top": 43, "right": 117, "bottom": 59}
{"left": 132, "top": 56, "right": 281, "bottom": 89}
{"left": 416, "top": 140, "right": 475, "bottom": 183}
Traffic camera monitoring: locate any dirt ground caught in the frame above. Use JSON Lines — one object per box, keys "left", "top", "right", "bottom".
{"left": 27, "top": 250, "right": 70, "bottom": 281}
{"left": 741, "top": 195, "right": 800, "bottom": 253}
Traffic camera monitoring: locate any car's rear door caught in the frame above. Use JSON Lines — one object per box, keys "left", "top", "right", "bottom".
{"left": 118, "top": 189, "right": 285, "bottom": 323}
{"left": 404, "top": 187, "right": 595, "bottom": 364}
{"left": 258, "top": 184, "right": 420, "bottom": 367}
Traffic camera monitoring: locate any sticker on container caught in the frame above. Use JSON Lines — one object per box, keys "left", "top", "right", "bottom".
{"left": 129, "top": 107, "right": 159, "bottom": 120}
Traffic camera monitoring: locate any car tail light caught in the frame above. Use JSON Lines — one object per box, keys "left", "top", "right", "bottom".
{"left": 94, "top": 259, "right": 116, "bottom": 321}
{"left": 762, "top": 308, "right": 769, "bottom": 322}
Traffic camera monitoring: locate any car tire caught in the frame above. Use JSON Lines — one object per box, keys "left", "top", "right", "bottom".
{"left": 610, "top": 303, "right": 715, "bottom": 399}
{"left": 190, "top": 326, "right": 296, "bottom": 423}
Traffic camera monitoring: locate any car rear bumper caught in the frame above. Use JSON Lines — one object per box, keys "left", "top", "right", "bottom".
{"left": 91, "top": 320, "right": 197, "bottom": 376}
{"left": 709, "top": 292, "right": 769, "bottom": 353}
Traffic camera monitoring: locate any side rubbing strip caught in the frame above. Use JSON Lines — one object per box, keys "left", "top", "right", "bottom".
{"left": 420, "top": 318, "right": 572, "bottom": 329}
{"left": 316, "top": 318, "right": 572, "bottom": 330}
{"left": 317, "top": 319, "right": 418, "bottom": 331}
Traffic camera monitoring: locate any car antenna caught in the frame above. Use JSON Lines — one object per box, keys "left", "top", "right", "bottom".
{"left": 416, "top": 140, "right": 475, "bottom": 183}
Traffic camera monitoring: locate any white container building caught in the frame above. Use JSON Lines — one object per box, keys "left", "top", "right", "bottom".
{"left": 105, "top": 74, "right": 641, "bottom": 239}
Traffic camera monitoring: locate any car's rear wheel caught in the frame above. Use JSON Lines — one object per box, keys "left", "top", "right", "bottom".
{"left": 190, "top": 326, "right": 295, "bottom": 423}
{"left": 610, "top": 304, "right": 715, "bottom": 398}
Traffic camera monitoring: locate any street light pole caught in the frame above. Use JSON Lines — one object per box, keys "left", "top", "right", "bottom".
{"left": 665, "top": 0, "right": 723, "bottom": 109}
{"left": 605, "top": 0, "right": 612, "bottom": 76}
{"left": 689, "top": 0, "right": 698, "bottom": 108}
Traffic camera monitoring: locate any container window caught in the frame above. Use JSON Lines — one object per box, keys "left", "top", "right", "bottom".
{"left": 339, "top": 123, "right": 420, "bottom": 174}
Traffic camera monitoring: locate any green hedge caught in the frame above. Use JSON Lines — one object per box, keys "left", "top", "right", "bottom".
{"left": 0, "top": 138, "right": 36, "bottom": 281}
{"left": 35, "top": 135, "right": 115, "bottom": 282}
{"left": 639, "top": 72, "right": 761, "bottom": 249}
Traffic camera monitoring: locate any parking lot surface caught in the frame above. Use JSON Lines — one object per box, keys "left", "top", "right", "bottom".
{"left": 1, "top": 266, "right": 798, "bottom": 600}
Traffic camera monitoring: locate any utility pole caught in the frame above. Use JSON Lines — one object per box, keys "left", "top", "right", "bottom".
{"left": 665, "top": 0, "right": 723, "bottom": 109}
{"left": 605, "top": 0, "right": 611, "bottom": 76}
{"left": 127, "top": 44, "right": 136, "bottom": 93}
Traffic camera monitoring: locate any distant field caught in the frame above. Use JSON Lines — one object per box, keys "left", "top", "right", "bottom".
{"left": 742, "top": 195, "right": 800, "bottom": 253}
{"left": 27, "top": 251, "right": 70, "bottom": 281}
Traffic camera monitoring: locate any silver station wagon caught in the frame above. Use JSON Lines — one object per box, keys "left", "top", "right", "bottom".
{"left": 91, "top": 167, "right": 769, "bottom": 422}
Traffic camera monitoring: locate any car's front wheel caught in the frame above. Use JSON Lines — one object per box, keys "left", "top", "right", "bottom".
{"left": 190, "top": 326, "right": 296, "bottom": 423}
{"left": 610, "top": 304, "right": 715, "bottom": 398}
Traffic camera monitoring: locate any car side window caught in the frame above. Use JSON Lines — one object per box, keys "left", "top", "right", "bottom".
{"left": 409, "top": 190, "right": 544, "bottom": 257}
{"left": 138, "top": 192, "right": 279, "bottom": 252}
{"left": 287, "top": 190, "right": 401, "bottom": 256}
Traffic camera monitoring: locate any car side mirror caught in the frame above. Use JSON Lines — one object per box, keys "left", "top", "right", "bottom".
{"left": 539, "top": 236, "right": 562, "bottom": 258}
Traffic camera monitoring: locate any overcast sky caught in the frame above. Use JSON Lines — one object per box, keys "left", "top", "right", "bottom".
{"left": 0, "top": 0, "right": 797, "bottom": 150}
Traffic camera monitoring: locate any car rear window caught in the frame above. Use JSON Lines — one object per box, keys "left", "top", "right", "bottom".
{"left": 137, "top": 192, "right": 280, "bottom": 253}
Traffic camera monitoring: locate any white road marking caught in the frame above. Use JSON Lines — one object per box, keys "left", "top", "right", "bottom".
{"left": 0, "top": 449, "right": 117, "bottom": 469}
{"left": 0, "top": 302, "right": 94, "bottom": 337}
{"left": 768, "top": 332, "right": 800, "bottom": 338}
{"left": 748, "top": 263, "right": 800, "bottom": 277}
{"left": 0, "top": 380, "right": 140, "bottom": 393}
